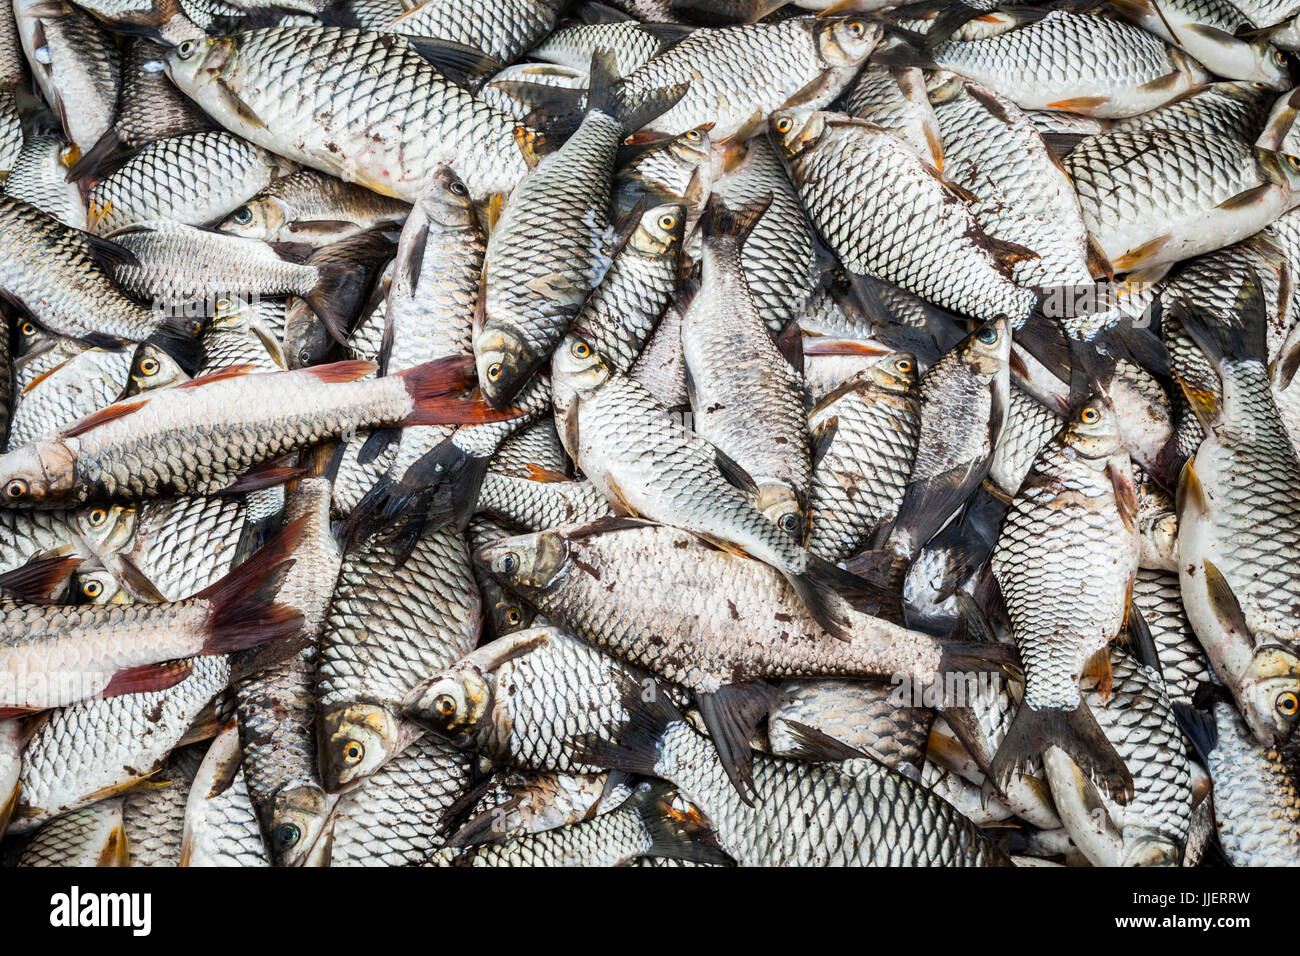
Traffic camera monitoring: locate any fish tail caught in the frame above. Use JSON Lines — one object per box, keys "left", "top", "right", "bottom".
{"left": 65, "top": 126, "right": 126, "bottom": 183}
{"left": 145, "top": 317, "right": 207, "bottom": 375}
{"left": 304, "top": 262, "right": 365, "bottom": 346}
{"left": 701, "top": 193, "right": 772, "bottom": 253}
{"left": 1168, "top": 278, "right": 1268, "bottom": 365}
{"left": 786, "top": 554, "right": 902, "bottom": 640}
{"left": 990, "top": 700, "right": 1134, "bottom": 804}
{"left": 629, "top": 782, "right": 732, "bottom": 867}
{"left": 571, "top": 672, "right": 683, "bottom": 776}
{"left": 197, "top": 517, "right": 306, "bottom": 654}
{"left": 0, "top": 554, "right": 81, "bottom": 602}
{"left": 397, "top": 356, "right": 519, "bottom": 426}
{"left": 586, "top": 48, "right": 688, "bottom": 134}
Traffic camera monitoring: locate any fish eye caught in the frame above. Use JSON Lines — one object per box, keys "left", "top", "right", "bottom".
{"left": 298, "top": 349, "right": 311, "bottom": 366}
{"left": 1278, "top": 691, "right": 1299, "bottom": 716}
{"left": 685, "top": 130, "right": 701, "bottom": 142}
{"left": 19, "top": 321, "right": 36, "bottom": 337}
{"left": 1256, "top": 82, "right": 1271, "bottom": 89}
{"left": 4, "top": 479, "right": 28, "bottom": 500}
{"left": 342, "top": 740, "right": 364, "bottom": 763}
{"left": 1276, "top": 50, "right": 1287, "bottom": 64}
{"left": 571, "top": 340, "right": 591, "bottom": 359}
{"left": 215, "top": 297, "right": 231, "bottom": 312}
{"left": 138, "top": 357, "right": 159, "bottom": 376}
{"left": 487, "top": 362, "right": 502, "bottom": 382}
{"left": 434, "top": 695, "right": 456, "bottom": 717}
{"left": 847, "top": 19, "right": 866, "bottom": 37}
{"left": 778, "top": 513, "right": 799, "bottom": 533}
{"left": 657, "top": 213, "right": 677, "bottom": 231}
{"left": 977, "top": 326, "right": 998, "bottom": 344}
{"left": 230, "top": 206, "right": 253, "bottom": 225}
{"left": 448, "top": 179, "right": 468, "bottom": 197}
{"left": 82, "top": 579, "right": 103, "bottom": 598}
{"left": 274, "top": 823, "right": 301, "bottom": 849}
{"left": 896, "top": 359, "right": 912, "bottom": 374}
{"left": 88, "top": 508, "right": 108, "bottom": 526}
{"left": 505, "top": 607, "right": 522, "bottom": 625}
{"left": 177, "top": 39, "right": 198, "bottom": 60}
{"left": 185, "top": 319, "right": 203, "bottom": 336}
{"left": 774, "top": 116, "right": 793, "bottom": 134}
{"left": 499, "top": 552, "right": 520, "bottom": 574}
{"left": 1079, "top": 407, "right": 1100, "bottom": 424}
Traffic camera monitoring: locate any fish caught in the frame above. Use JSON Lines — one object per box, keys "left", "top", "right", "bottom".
{"left": 216, "top": 170, "right": 410, "bottom": 246}
{"left": 178, "top": 720, "right": 269, "bottom": 867}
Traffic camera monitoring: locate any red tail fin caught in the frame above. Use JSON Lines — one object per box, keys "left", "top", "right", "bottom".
{"left": 197, "top": 517, "right": 306, "bottom": 654}
{"left": 101, "top": 660, "right": 194, "bottom": 698}
{"left": 398, "top": 356, "right": 523, "bottom": 426}
{"left": 0, "top": 554, "right": 81, "bottom": 602}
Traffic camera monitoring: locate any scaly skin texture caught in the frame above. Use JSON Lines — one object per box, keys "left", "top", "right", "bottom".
{"left": 122, "top": 750, "right": 199, "bottom": 866}
{"left": 327, "top": 733, "right": 472, "bottom": 866}
{"left": 1207, "top": 699, "right": 1300, "bottom": 865}
{"left": 478, "top": 523, "right": 948, "bottom": 693}
{"left": 88, "top": 131, "right": 286, "bottom": 235}
{"left": 806, "top": 358, "right": 920, "bottom": 562}
{"left": 165, "top": 28, "right": 529, "bottom": 201}
{"left": 17, "top": 797, "right": 127, "bottom": 866}
{"left": 931, "top": 77, "right": 1095, "bottom": 286}
{"left": 1108, "top": 81, "right": 1275, "bottom": 141}
{"left": 1134, "top": 568, "right": 1212, "bottom": 706}
{"left": 928, "top": 11, "right": 1208, "bottom": 118}
{"left": 617, "top": 17, "right": 878, "bottom": 139}
{"left": 0, "top": 196, "right": 164, "bottom": 342}
{"left": 458, "top": 770, "right": 622, "bottom": 843}
{"left": 217, "top": 170, "right": 409, "bottom": 245}
{"left": 383, "top": 0, "right": 564, "bottom": 64}
{"left": 1065, "top": 131, "right": 1300, "bottom": 271}
{"left": 74, "top": 495, "right": 247, "bottom": 600}
{"left": 992, "top": 402, "right": 1138, "bottom": 713}
{"left": 0, "top": 509, "right": 79, "bottom": 574}
{"left": 0, "top": 363, "right": 438, "bottom": 506}
{"left": 406, "top": 627, "right": 664, "bottom": 775}
{"left": 114, "top": 39, "right": 214, "bottom": 150}
{"left": 648, "top": 720, "right": 1007, "bottom": 866}
{"left": 988, "top": 384, "right": 1062, "bottom": 498}
{"left": 475, "top": 475, "right": 613, "bottom": 531}
{"left": 316, "top": 525, "right": 480, "bottom": 791}
{"left": 773, "top": 109, "right": 1035, "bottom": 322}
{"left": 179, "top": 724, "right": 268, "bottom": 867}
{"left": 8, "top": 347, "right": 134, "bottom": 448}
{"left": 12, "top": 655, "right": 230, "bottom": 833}
{"left": 841, "top": 66, "right": 942, "bottom": 167}
{"left": 531, "top": 20, "right": 679, "bottom": 76}
{"left": 6, "top": 130, "right": 87, "bottom": 230}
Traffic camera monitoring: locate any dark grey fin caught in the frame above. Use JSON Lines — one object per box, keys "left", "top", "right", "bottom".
{"left": 669, "top": 0, "right": 786, "bottom": 26}
{"left": 869, "top": 35, "right": 938, "bottom": 70}
{"left": 774, "top": 318, "right": 804, "bottom": 373}
{"left": 1038, "top": 131, "right": 1087, "bottom": 160}
{"left": 914, "top": 1, "right": 994, "bottom": 49}
{"left": 396, "top": 220, "right": 429, "bottom": 299}
{"left": 1174, "top": 692, "right": 1223, "bottom": 765}
{"left": 569, "top": 670, "right": 686, "bottom": 776}
{"left": 810, "top": 416, "right": 838, "bottom": 471}
{"left": 628, "top": 781, "right": 734, "bottom": 866}
{"left": 713, "top": 446, "right": 759, "bottom": 496}
{"left": 1202, "top": 557, "right": 1254, "bottom": 642}
{"left": 144, "top": 318, "right": 207, "bottom": 375}
{"left": 357, "top": 427, "right": 400, "bottom": 466}
{"left": 1124, "top": 602, "right": 1163, "bottom": 675}
{"left": 701, "top": 192, "right": 772, "bottom": 255}
{"left": 937, "top": 638, "right": 1020, "bottom": 678}
{"left": 888, "top": 458, "right": 986, "bottom": 563}
{"left": 551, "top": 515, "right": 658, "bottom": 541}
{"left": 402, "top": 36, "right": 501, "bottom": 88}
{"left": 990, "top": 702, "right": 1134, "bottom": 804}
{"left": 195, "top": 518, "right": 306, "bottom": 655}
{"left": 445, "top": 793, "right": 524, "bottom": 848}
{"left": 696, "top": 682, "right": 781, "bottom": 805}
{"left": 574, "top": 1, "right": 635, "bottom": 23}
{"left": 65, "top": 126, "right": 127, "bottom": 182}
{"left": 1172, "top": 272, "right": 1268, "bottom": 364}
{"left": 1275, "top": 334, "right": 1300, "bottom": 391}
{"left": 509, "top": 83, "right": 587, "bottom": 139}
{"left": 1014, "top": 310, "right": 1071, "bottom": 384}
{"left": 788, "top": 553, "right": 904, "bottom": 637}
{"left": 637, "top": 21, "right": 696, "bottom": 47}
{"left": 585, "top": 48, "right": 690, "bottom": 134}
{"left": 935, "top": 704, "right": 999, "bottom": 787}
{"left": 846, "top": 272, "right": 967, "bottom": 364}
{"left": 778, "top": 719, "right": 870, "bottom": 763}
{"left": 0, "top": 554, "right": 80, "bottom": 602}
{"left": 83, "top": 232, "right": 140, "bottom": 272}
{"left": 215, "top": 79, "right": 266, "bottom": 129}
{"left": 304, "top": 263, "right": 366, "bottom": 347}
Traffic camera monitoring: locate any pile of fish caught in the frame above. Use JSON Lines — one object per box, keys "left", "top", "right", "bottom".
{"left": 0, "top": 0, "right": 1298, "bottom": 868}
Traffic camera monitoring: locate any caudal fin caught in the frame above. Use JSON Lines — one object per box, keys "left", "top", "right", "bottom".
{"left": 628, "top": 782, "right": 733, "bottom": 867}
{"left": 304, "top": 263, "right": 366, "bottom": 346}
{"left": 571, "top": 670, "right": 685, "bottom": 776}
{"left": 197, "top": 517, "right": 306, "bottom": 654}
{"left": 397, "top": 356, "right": 523, "bottom": 426}
{"left": 787, "top": 554, "right": 905, "bottom": 639}
{"left": 990, "top": 700, "right": 1133, "bottom": 803}
{"left": 585, "top": 48, "right": 688, "bottom": 134}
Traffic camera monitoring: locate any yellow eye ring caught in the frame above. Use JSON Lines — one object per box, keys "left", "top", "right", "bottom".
{"left": 1079, "top": 407, "right": 1100, "bottom": 425}
{"left": 82, "top": 580, "right": 103, "bottom": 598}
{"left": 435, "top": 695, "right": 456, "bottom": 717}
{"left": 487, "top": 362, "right": 502, "bottom": 382}
{"left": 5, "top": 479, "right": 28, "bottom": 500}
{"left": 1278, "top": 692, "right": 1299, "bottom": 716}
{"left": 343, "top": 741, "right": 363, "bottom": 763}
{"left": 658, "top": 214, "right": 677, "bottom": 231}
{"left": 896, "top": 359, "right": 912, "bottom": 374}
{"left": 775, "top": 116, "right": 793, "bottom": 134}
{"left": 847, "top": 19, "right": 865, "bottom": 37}
{"left": 572, "top": 340, "right": 592, "bottom": 359}
{"left": 89, "top": 508, "right": 108, "bottom": 526}
{"left": 506, "top": 608, "right": 522, "bottom": 625}
{"left": 19, "top": 321, "right": 35, "bottom": 336}
{"left": 139, "top": 358, "right": 159, "bottom": 376}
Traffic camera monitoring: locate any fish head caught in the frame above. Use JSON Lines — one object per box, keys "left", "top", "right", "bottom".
{"left": 630, "top": 203, "right": 686, "bottom": 258}
{"left": 217, "top": 198, "right": 282, "bottom": 242}
{"left": 669, "top": 125, "right": 714, "bottom": 168}
{"left": 814, "top": 16, "right": 881, "bottom": 68}
{"left": 475, "top": 325, "right": 537, "bottom": 408}
{"left": 1120, "top": 833, "right": 1180, "bottom": 868}
{"left": 756, "top": 486, "right": 805, "bottom": 541}
{"left": 284, "top": 302, "right": 333, "bottom": 370}
{"left": 269, "top": 783, "right": 336, "bottom": 868}
{"left": 964, "top": 316, "right": 1012, "bottom": 377}
{"left": 401, "top": 665, "right": 494, "bottom": 750}
{"left": 1063, "top": 396, "right": 1125, "bottom": 460}
{"left": 0, "top": 441, "right": 77, "bottom": 507}
{"left": 868, "top": 352, "right": 919, "bottom": 393}
{"left": 474, "top": 531, "right": 568, "bottom": 595}
{"left": 1242, "top": 42, "right": 1291, "bottom": 91}
{"left": 550, "top": 331, "right": 612, "bottom": 397}
{"left": 769, "top": 108, "right": 825, "bottom": 161}
{"left": 1241, "top": 644, "right": 1300, "bottom": 743}
{"left": 14, "top": 317, "right": 52, "bottom": 359}
{"left": 1260, "top": 147, "right": 1300, "bottom": 197}
{"left": 420, "top": 166, "right": 477, "bottom": 230}
{"left": 165, "top": 35, "right": 236, "bottom": 90}
{"left": 71, "top": 566, "right": 129, "bottom": 605}
{"left": 128, "top": 344, "right": 188, "bottom": 394}
{"left": 73, "top": 502, "right": 137, "bottom": 554}
{"left": 318, "top": 703, "right": 404, "bottom": 792}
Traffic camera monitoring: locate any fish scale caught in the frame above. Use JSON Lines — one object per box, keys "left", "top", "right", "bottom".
{"left": 165, "top": 27, "right": 529, "bottom": 202}
{"left": 530, "top": 20, "right": 682, "bottom": 76}
{"left": 1133, "top": 568, "right": 1212, "bottom": 707}
{"left": 385, "top": 0, "right": 564, "bottom": 64}
{"left": 7, "top": 347, "right": 134, "bottom": 448}
{"left": 475, "top": 474, "right": 612, "bottom": 529}
{"left": 1107, "top": 81, "right": 1276, "bottom": 140}
{"left": 122, "top": 749, "right": 199, "bottom": 866}
{"left": 1206, "top": 700, "right": 1300, "bottom": 865}
{"left": 89, "top": 131, "right": 287, "bottom": 235}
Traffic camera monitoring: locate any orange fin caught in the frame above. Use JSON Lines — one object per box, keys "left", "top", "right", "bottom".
{"left": 175, "top": 364, "right": 259, "bottom": 389}
{"left": 100, "top": 660, "right": 193, "bottom": 699}
{"left": 526, "top": 464, "right": 571, "bottom": 483}
{"left": 1084, "top": 648, "right": 1114, "bottom": 701}
{"left": 62, "top": 400, "right": 149, "bottom": 438}
{"left": 305, "top": 359, "right": 377, "bottom": 383}
{"left": 1044, "top": 96, "right": 1110, "bottom": 113}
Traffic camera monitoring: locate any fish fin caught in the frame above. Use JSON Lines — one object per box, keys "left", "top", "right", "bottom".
{"left": 222, "top": 457, "right": 306, "bottom": 495}
{"left": 810, "top": 416, "right": 838, "bottom": 471}
{"left": 356, "top": 427, "right": 400, "bottom": 466}
{"left": 0, "top": 706, "right": 46, "bottom": 720}
{"left": 1013, "top": 311, "right": 1071, "bottom": 387}
{"left": 1083, "top": 647, "right": 1114, "bottom": 701}
{"left": 1039, "top": 131, "right": 1088, "bottom": 160}
{"left": 512, "top": 126, "right": 545, "bottom": 170}
{"left": 176, "top": 364, "right": 258, "bottom": 389}
{"left": 1043, "top": 96, "right": 1110, "bottom": 112}
{"left": 82, "top": 231, "right": 140, "bottom": 272}
{"left": 777, "top": 719, "right": 870, "bottom": 762}
{"left": 570, "top": 670, "right": 685, "bottom": 775}
{"left": 782, "top": 69, "right": 838, "bottom": 110}
{"left": 401, "top": 35, "right": 501, "bottom": 87}
{"left": 585, "top": 49, "right": 688, "bottom": 134}
{"left": 598, "top": 474, "right": 639, "bottom": 519}
{"left": 1125, "top": 601, "right": 1163, "bottom": 676}
{"left": 60, "top": 399, "right": 149, "bottom": 438}
{"left": 696, "top": 682, "right": 781, "bottom": 806}
{"left": 1216, "top": 182, "right": 1274, "bottom": 211}
{"left": 215, "top": 78, "right": 267, "bottom": 129}
{"left": 1111, "top": 234, "right": 1170, "bottom": 272}
{"left": 196, "top": 517, "right": 305, "bottom": 653}
{"left": 701, "top": 192, "right": 772, "bottom": 254}
{"left": 1172, "top": 697, "right": 1220, "bottom": 765}
{"left": 799, "top": 338, "right": 891, "bottom": 358}
{"left": 992, "top": 701, "right": 1133, "bottom": 803}
{"left": 303, "top": 263, "right": 365, "bottom": 346}
{"left": 0, "top": 554, "right": 80, "bottom": 602}
{"left": 713, "top": 447, "right": 759, "bottom": 497}
{"left": 1109, "top": 459, "right": 1139, "bottom": 536}
{"left": 937, "top": 639, "right": 1021, "bottom": 678}
{"left": 1180, "top": 22, "right": 1240, "bottom": 43}
{"left": 889, "top": 459, "right": 985, "bottom": 562}
{"left": 869, "top": 39, "right": 938, "bottom": 70}
{"left": 400, "top": 360, "right": 519, "bottom": 425}
{"left": 1202, "top": 558, "right": 1254, "bottom": 643}
{"left": 789, "top": 553, "right": 902, "bottom": 638}
{"left": 1172, "top": 273, "right": 1269, "bottom": 364}
{"left": 100, "top": 660, "right": 194, "bottom": 699}
{"left": 628, "top": 781, "right": 733, "bottom": 866}
{"left": 525, "top": 464, "right": 571, "bottom": 483}
{"left": 1272, "top": 334, "right": 1300, "bottom": 391}
{"left": 934, "top": 704, "right": 999, "bottom": 785}
{"left": 982, "top": 235, "right": 1040, "bottom": 274}
{"left": 113, "top": 554, "right": 169, "bottom": 603}
{"left": 1173, "top": 370, "right": 1220, "bottom": 428}
{"left": 1176, "top": 458, "right": 1207, "bottom": 519}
